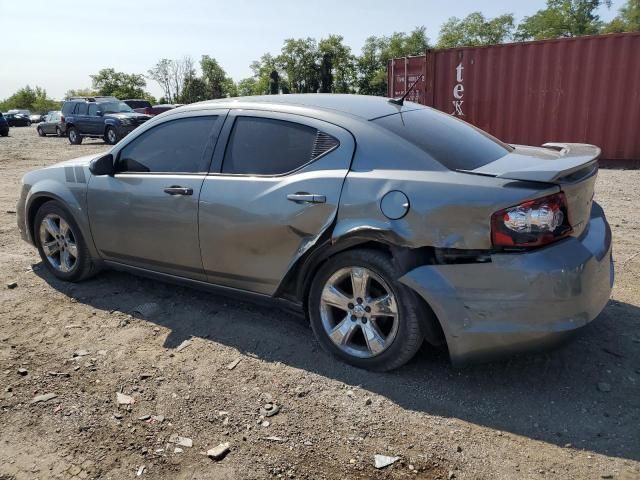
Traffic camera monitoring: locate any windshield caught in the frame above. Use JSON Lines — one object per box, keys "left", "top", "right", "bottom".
{"left": 373, "top": 108, "right": 512, "bottom": 171}
{"left": 99, "top": 101, "right": 134, "bottom": 114}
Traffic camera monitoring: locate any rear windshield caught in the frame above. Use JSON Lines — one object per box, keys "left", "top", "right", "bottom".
{"left": 126, "top": 100, "right": 151, "bottom": 109}
{"left": 373, "top": 108, "right": 512, "bottom": 171}
{"left": 99, "top": 101, "right": 134, "bottom": 113}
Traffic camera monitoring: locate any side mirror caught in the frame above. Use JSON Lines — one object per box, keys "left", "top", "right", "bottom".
{"left": 96, "top": 110, "right": 103, "bottom": 116}
{"left": 89, "top": 153, "right": 114, "bottom": 176}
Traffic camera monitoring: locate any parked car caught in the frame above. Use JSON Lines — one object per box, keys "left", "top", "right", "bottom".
{"left": 16, "top": 94, "right": 613, "bottom": 371}
{"left": 0, "top": 112, "right": 9, "bottom": 136}
{"left": 8, "top": 109, "right": 32, "bottom": 118}
{"left": 123, "top": 99, "right": 177, "bottom": 116}
{"left": 36, "top": 111, "right": 66, "bottom": 137}
{"left": 30, "top": 114, "right": 44, "bottom": 123}
{"left": 5, "top": 113, "right": 31, "bottom": 127}
{"left": 61, "top": 97, "right": 151, "bottom": 145}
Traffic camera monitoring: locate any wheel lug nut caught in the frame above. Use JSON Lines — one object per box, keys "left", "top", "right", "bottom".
{"left": 348, "top": 303, "right": 354, "bottom": 310}
{"left": 357, "top": 298, "right": 363, "bottom": 304}
{"left": 361, "top": 318, "right": 368, "bottom": 324}
{"left": 350, "top": 315, "right": 357, "bottom": 322}
{"left": 365, "top": 306, "right": 371, "bottom": 313}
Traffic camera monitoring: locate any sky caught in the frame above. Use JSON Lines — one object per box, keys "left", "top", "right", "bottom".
{"left": 0, "top": 0, "right": 620, "bottom": 100}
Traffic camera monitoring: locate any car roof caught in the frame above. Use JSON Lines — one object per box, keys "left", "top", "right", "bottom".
{"left": 191, "top": 94, "right": 425, "bottom": 121}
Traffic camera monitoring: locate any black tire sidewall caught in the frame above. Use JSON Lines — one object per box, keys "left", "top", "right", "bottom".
{"left": 37, "top": 127, "right": 44, "bottom": 137}
{"left": 105, "top": 127, "right": 117, "bottom": 145}
{"left": 68, "top": 127, "right": 81, "bottom": 144}
{"left": 34, "top": 201, "right": 92, "bottom": 282}
{"left": 308, "top": 249, "right": 424, "bottom": 371}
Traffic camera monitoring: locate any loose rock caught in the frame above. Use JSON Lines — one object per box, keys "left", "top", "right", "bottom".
{"left": 597, "top": 382, "right": 612, "bottom": 393}
{"left": 169, "top": 434, "right": 193, "bottom": 448}
{"left": 207, "top": 442, "right": 230, "bottom": 461}
{"left": 260, "top": 403, "right": 280, "bottom": 417}
{"left": 227, "top": 358, "right": 242, "bottom": 370}
{"left": 30, "top": 393, "right": 57, "bottom": 404}
{"left": 176, "top": 339, "right": 192, "bottom": 352}
{"left": 374, "top": 455, "right": 400, "bottom": 469}
{"left": 74, "top": 349, "right": 90, "bottom": 357}
{"left": 116, "top": 392, "right": 135, "bottom": 405}
{"left": 7, "top": 282, "right": 17, "bottom": 289}
{"left": 17, "top": 368, "right": 28, "bottom": 376}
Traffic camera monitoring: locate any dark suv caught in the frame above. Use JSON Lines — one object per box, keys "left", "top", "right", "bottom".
{"left": 61, "top": 96, "right": 151, "bottom": 145}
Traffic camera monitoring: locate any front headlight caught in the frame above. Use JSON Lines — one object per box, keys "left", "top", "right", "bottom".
{"left": 120, "top": 118, "right": 133, "bottom": 126}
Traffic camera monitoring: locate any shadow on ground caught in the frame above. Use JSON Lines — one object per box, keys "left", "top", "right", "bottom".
{"left": 36, "top": 266, "right": 640, "bottom": 462}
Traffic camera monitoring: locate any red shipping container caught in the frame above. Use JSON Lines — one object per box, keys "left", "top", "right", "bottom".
{"left": 388, "top": 33, "right": 640, "bottom": 162}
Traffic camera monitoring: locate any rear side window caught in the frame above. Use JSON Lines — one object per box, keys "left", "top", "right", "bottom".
{"left": 88, "top": 104, "right": 98, "bottom": 116}
{"left": 74, "top": 103, "right": 88, "bottom": 115}
{"left": 127, "top": 100, "right": 150, "bottom": 109}
{"left": 222, "top": 117, "right": 335, "bottom": 175}
{"left": 373, "top": 108, "right": 512, "bottom": 171}
{"left": 117, "top": 116, "right": 220, "bottom": 173}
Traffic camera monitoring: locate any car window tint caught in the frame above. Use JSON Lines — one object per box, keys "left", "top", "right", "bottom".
{"left": 373, "top": 108, "right": 512, "bottom": 171}
{"left": 74, "top": 103, "right": 88, "bottom": 115}
{"left": 118, "top": 116, "right": 219, "bottom": 173}
{"left": 88, "top": 104, "right": 98, "bottom": 116}
{"left": 222, "top": 117, "right": 321, "bottom": 175}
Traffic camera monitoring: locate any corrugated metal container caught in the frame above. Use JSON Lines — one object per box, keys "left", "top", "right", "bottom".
{"left": 388, "top": 33, "right": 640, "bottom": 162}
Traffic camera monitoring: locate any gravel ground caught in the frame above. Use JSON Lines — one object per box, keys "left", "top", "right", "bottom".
{"left": 0, "top": 126, "right": 639, "bottom": 480}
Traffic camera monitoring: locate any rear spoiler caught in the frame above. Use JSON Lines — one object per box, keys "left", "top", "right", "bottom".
{"left": 466, "top": 143, "right": 600, "bottom": 184}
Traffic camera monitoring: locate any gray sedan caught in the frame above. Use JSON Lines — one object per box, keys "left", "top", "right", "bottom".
{"left": 16, "top": 95, "right": 613, "bottom": 370}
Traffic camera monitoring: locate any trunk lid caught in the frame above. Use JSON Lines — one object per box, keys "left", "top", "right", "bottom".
{"left": 462, "top": 143, "right": 600, "bottom": 238}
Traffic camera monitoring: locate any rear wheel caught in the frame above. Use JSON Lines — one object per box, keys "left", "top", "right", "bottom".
{"left": 34, "top": 201, "right": 95, "bottom": 282}
{"left": 37, "top": 127, "right": 45, "bottom": 137}
{"left": 105, "top": 126, "right": 118, "bottom": 145}
{"left": 27, "top": 121, "right": 32, "bottom": 127}
{"left": 55, "top": 126, "right": 63, "bottom": 137}
{"left": 308, "top": 249, "right": 424, "bottom": 371}
{"left": 68, "top": 127, "right": 82, "bottom": 145}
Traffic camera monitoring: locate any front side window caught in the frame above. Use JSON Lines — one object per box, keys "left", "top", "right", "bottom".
{"left": 117, "top": 116, "right": 220, "bottom": 173}
{"left": 88, "top": 104, "right": 98, "bottom": 116}
{"left": 222, "top": 117, "right": 322, "bottom": 175}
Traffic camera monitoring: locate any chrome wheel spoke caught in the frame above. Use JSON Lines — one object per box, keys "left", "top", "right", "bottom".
{"left": 321, "top": 284, "right": 352, "bottom": 311}
{"left": 362, "top": 320, "right": 387, "bottom": 355}
{"left": 66, "top": 242, "right": 78, "bottom": 258}
{"left": 350, "top": 267, "right": 370, "bottom": 301}
{"left": 43, "top": 217, "right": 59, "bottom": 237}
{"left": 369, "top": 294, "right": 398, "bottom": 318}
{"left": 42, "top": 240, "right": 60, "bottom": 256}
{"left": 60, "top": 249, "right": 72, "bottom": 272}
{"left": 59, "top": 218, "right": 70, "bottom": 238}
{"left": 329, "top": 315, "right": 358, "bottom": 346}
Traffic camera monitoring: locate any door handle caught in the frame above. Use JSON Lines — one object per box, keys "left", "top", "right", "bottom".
{"left": 164, "top": 186, "right": 193, "bottom": 196}
{"left": 287, "top": 193, "right": 326, "bottom": 204}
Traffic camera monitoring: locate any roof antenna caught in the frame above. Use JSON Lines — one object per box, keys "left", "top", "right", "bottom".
{"left": 388, "top": 74, "right": 423, "bottom": 106}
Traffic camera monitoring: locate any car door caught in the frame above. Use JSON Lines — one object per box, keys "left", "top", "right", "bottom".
{"left": 73, "top": 102, "right": 89, "bottom": 132}
{"left": 86, "top": 103, "right": 103, "bottom": 135}
{"left": 87, "top": 110, "right": 228, "bottom": 280}
{"left": 199, "top": 110, "right": 355, "bottom": 295}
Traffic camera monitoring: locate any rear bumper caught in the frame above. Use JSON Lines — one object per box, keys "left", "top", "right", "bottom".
{"left": 400, "top": 201, "right": 613, "bottom": 365}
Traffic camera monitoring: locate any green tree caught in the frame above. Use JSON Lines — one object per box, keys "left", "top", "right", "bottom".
{"left": 200, "top": 55, "right": 233, "bottom": 99}
{"left": 515, "top": 0, "right": 612, "bottom": 40}
{"left": 602, "top": 0, "right": 640, "bottom": 32}
{"left": 276, "top": 38, "right": 321, "bottom": 93}
{"left": 64, "top": 88, "right": 99, "bottom": 99}
{"left": 181, "top": 75, "right": 208, "bottom": 103}
{"left": 90, "top": 68, "right": 149, "bottom": 99}
{"left": 438, "top": 12, "right": 515, "bottom": 48}
{"left": 318, "top": 35, "right": 356, "bottom": 93}
{"left": 237, "top": 77, "right": 258, "bottom": 96}
{"left": 356, "top": 27, "right": 430, "bottom": 96}
{"left": 0, "top": 86, "right": 60, "bottom": 113}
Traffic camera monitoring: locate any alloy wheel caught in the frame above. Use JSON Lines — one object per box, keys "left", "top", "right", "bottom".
{"left": 319, "top": 266, "right": 399, "bottom": 359}
{"left": 38, "top": 214, "right": 79, "bottom": 273}
{"left": 107, "top": 129, "right": 117, "bottom": 144}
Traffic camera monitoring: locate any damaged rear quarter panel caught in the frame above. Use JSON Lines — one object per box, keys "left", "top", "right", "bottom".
{"left": 333, "top": 168, "right": 558, "bottom": 250}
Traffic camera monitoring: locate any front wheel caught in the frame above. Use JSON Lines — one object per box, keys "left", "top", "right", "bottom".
{"left": 37, "top": 127, "right": 45, "bottom": 137}
{"left": 56, "top": 126, "right": 63, "bottom": 137}
{"left": 104, "top": 126, "right": 118, "bottom": 145}
{"left": 34, "top": 201, "right": 95, "bottom": 282}
{"left": 308, "top": 249, "right": 424, "bottom": 371}
{"left": 68, "top": 127, "right": 82, "bottom": 144}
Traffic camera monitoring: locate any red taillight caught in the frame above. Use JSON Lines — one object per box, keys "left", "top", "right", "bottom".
{"left": 60, "top": 115, "right": 65, "bottom": 124}
{"left": 491, "top": 192, "right": 572, "bottom": 248}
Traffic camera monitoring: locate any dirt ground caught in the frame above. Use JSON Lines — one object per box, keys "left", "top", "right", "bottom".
{"left": 0, "top": 126, "right": 639, "bottom": 480}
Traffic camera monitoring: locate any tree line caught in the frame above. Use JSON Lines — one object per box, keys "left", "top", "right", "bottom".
{"left": 1, "top": 0, "right": 638, "bottom": 113}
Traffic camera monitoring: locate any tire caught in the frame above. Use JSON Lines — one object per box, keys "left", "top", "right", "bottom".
{"left": 0, "top": 130, "right": 8, "bottom": 137}
{"left": 68, "top": 127, "right": 82, "bottom": 145}
{"left": 34, "top": 201, "right": 95, "bottom": 282}
{"left": 56, "top": 126, "right": 63, "bottom": 137}
{"left": 27, "top": 121, "right": 32, "bottom": 127}
{"left": 104, "top": 126, "right": 118, "bottom": 145}
{"left": 308, "top": 249, "right": 424, "bottom": 371}
{"left": 37, "top": 127, "right": 45, "bottom": 137}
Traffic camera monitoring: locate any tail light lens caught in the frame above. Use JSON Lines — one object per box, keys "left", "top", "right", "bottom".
{"left": 491, "top": 192, "right": 572, "bottom": 248}
{"left": 60, "top": 115, "right": 65, "bottom": 124}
